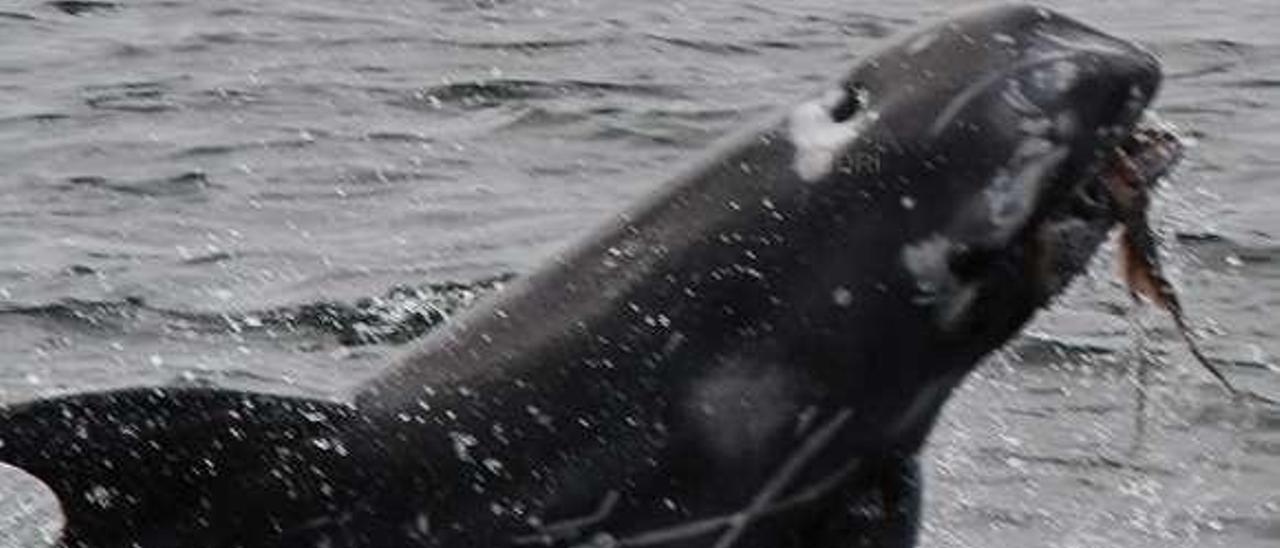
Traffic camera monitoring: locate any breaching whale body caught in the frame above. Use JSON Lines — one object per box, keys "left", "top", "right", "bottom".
{"left": 0, "top": 5, "right": 1182, "bottom": 547}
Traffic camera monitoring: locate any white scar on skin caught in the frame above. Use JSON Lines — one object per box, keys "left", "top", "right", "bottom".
{"left": 901, "top": 234, "right": 978, "bottom": 330}
{"left": 901, "top": 234, "right": 955, "bottom": 304}
{"left": 788, "top": 87, "right": 878, "bottom": 182}
{"left": 983, "top": 138, "right": 1069, "bottom": 241}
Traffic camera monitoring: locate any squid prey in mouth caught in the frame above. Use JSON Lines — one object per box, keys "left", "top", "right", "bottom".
{"left": 1097, "top": 117, "right": 1276, "bottom": 404}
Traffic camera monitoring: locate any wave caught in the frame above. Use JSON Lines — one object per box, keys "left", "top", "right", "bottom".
{"left": 0, "top": 274, "right": 514, "bottom": 347}
{"left": 390, "top": 78, "right": 686, "bottom": 112}
{"left": 170, "top": 137, "right": 314, "bottom": 159}
{"left": 0, "top": 112, "right": 70, "bottom": 126}
{"left": 0, "top": 11, "right": 36, "bottom": 21}
{"left": 429, "top": 36, "right": 610, "bottom": 51}
{"left": 1174, "top": 230, "right": 1280, "bottom": 271}
{"left": 82, "top": 79, "right": 183, "bottom": 113}
{"left": 645, "top": 34, "right": 761, "bottom": 56}
{"left": 1226, "top": 78, "right": 1280, "bottom": 89}
{"left": 47, "top": 1, "right": 119, "bottom": 17}
{"left": 61, "top": 171, "right": 216, "bottom": 199}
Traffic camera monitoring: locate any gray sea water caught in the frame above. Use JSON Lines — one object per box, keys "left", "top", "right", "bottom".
{"left": 1, "top": 0, "right": 1278, "bottom": 546}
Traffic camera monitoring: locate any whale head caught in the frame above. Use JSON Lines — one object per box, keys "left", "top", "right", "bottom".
{"left": 787, "top": 5, "right": 1174, "bottom": 348}
{"left": 773, "top": 5, "right": 1182, "bottom": 450}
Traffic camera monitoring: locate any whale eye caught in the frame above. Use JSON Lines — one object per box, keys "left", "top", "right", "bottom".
{"left": 829, "top": 82, "right": 868, "bottom": 123}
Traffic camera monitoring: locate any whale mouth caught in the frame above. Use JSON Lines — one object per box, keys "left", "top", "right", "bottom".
{"left": 1073, "top": 115, "right": 1184, "bottom": 226}
{"left": 1032, "top": 113, "right": 1186, "bottom": 299}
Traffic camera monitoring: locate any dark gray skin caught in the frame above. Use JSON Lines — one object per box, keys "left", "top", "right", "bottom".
{"left": 0, "top": 5, "right": 1163, "bottom": 548}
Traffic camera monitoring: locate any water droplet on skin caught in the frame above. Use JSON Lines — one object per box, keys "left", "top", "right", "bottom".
{"left": 832, "top": 287, "right": 853, "bottom": 307}
{"left": 449, "top": 432, "right": 478, "bottom": 462}
{"left": 85, "top": 485, "right": 114, "bottom": 508}
{"left": 482, "top": 458, "right": 504, "bottom": 475}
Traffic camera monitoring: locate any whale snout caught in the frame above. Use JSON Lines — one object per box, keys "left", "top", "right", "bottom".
{"left": 883, "top": 6, "right": 1175, "bottom": 343}
{"left": 1059, "top": 42, "right": 1161, "bottom": 151}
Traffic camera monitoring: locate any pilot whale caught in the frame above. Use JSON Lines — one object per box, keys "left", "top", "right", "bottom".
{"left": 1, "top": 5, "right": 1177, "bottom": 547}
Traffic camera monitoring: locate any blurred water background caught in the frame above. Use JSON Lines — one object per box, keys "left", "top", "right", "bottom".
{"left": 1, "top": 0, "right": 1278, "bottom": 546}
